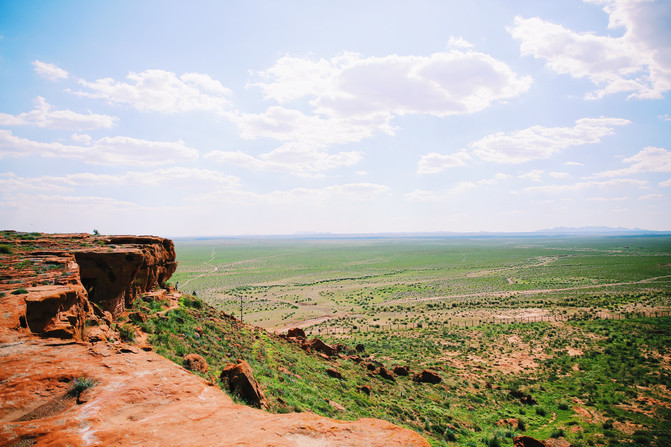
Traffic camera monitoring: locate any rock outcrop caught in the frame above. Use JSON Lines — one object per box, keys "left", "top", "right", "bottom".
{"left": 220, "top": 359, "right": 269, "bottom": 409}
{"left": 412, "top": 369, "right": 442, "bottom": 384}
{"left": 0, "top": 232, "right": 177, "bottom": 341}
{"left": 286, "top": 327, "right": 306, "bottom": 338}
{"left": 393, "top": 365, "right": 410, "bottom": 376}
{"left": 183, "top": 353, "right": 208, "bottom": 373}
{"left": 513, "top": 436, "right": 570, "bottom": 447}
{"left": 0, "top": 232, "right": 430, "bottom": 447}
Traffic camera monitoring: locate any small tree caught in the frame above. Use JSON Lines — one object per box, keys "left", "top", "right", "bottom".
{"left": 93, "top": 229, "right": 100, "bottom": 236}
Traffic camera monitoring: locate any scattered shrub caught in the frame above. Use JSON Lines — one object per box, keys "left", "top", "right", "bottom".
{"left": 0, "top": 244, "right": 13, "bottom": 254}
{"left": 11, "top": 288, "right": 28, "bottom": 295}
{"left": 118, "top": 323, "right": 136, "bottom": 342}
{"left": 68, "top": 377, "right": 96, "bottom": 397}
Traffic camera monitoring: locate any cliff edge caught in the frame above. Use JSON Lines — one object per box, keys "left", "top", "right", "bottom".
{"left": 0, "top": 232, "right": 429, "bottom": 447}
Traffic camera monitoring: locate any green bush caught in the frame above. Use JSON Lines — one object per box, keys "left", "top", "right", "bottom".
{"left": 11, "top": 288, "right": 28, "bottom": 295}
{"left": 0, "top": 244, "right": 13, "bottom": 254}
{"left": 118, "top": 323, "right": 136, "bottom": 342}
{"left": 68, "top": 377, "right": 96, "bottom": 397}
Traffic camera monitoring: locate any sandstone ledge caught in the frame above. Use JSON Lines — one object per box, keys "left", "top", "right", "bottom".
{"left": 0, "top": 334, "right": 428, "bottom": 446}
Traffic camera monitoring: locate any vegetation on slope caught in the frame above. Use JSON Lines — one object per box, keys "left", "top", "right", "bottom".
{"left": 127, "top": 292, "right": 671, "bottom": 446}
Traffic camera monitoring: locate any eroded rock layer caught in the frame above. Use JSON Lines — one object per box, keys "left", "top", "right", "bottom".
{"left": 0, "top": 232, "right": 177, "bottom": 341}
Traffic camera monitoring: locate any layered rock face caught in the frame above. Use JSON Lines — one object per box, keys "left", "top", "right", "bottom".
{"left": 0, "top": 232, "right": 176, "bottom": 341}
{"left": 75, "top": 235, "right": 177, "bottom": 317}
{"left": 0, "top": 232, "right": 430, "bottom": 447}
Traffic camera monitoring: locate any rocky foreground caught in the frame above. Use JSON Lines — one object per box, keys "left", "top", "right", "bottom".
{"left": 0, "top": 232, "right": 429, "bottom": 447}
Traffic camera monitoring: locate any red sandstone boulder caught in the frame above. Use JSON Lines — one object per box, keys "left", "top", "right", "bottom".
{"left": 393, "top": 365, "right": 409, "bottom": 376}
{"left": 220, "top": 360, "right": 268, "bottom": 409}
{"left": 184, "top": 354, "right": 208, "bottom": 373}
{"left": 327, "top": 399, "right": 346, "bottom": 412}
{"left": 307, "top": 338, "right": 336, "bottom": 356}
{"left": 358, "top": 385, "right": 372, "bottom": 395}
{"left": 412, "top": 369, "right": 442, "bottom": 384}
{"left": 326, "top": 368, "right": 343, "bottom": 379}
{"left": 287, "top": 327, "right": 306, "bottom": 338}
{"left": 377, "top": 366, "right": 396, "bottom": 381}
{"left": 513, "top": 436, "right": 546, "bottom": 447}
{"left": 510, "top": 390, "right": 537, "bottom": 405}
{"left": 24, "top": 284, "right": 89, "bottom": 340}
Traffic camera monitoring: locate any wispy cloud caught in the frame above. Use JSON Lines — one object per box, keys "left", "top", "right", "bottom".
{"left": 0, "top": 130, "right": 198, "bottom": 166}
{"left": 508, "top": 0, "right": 671, "bottom": 99}
{"left": 194, "top": 182, "right": 390, "bottom": 205}
{"left": 74, "top": 69, "right": 232, "bottom": 113}
{"left": 205, "top": 143, "right": 362, "bottom": 177}
{"left": 472, "top": 117, "right": 630, "bottom": 163}
{"left": 594, "top": 146, "right": 671, "bottom": 177}
{"left": 524, "top": 178, "right": 648, "bottom": 193}
{"left": 419, "top": 117, "right": 629, "bottom": 172}
{"left": 0, "top": 97, "right": 117, "bottom": 130}
{"left": 405, "top": 173, "right": 510, "bottom": 202}
{"left": 32, "top": 60, "right": 68, "bottom": 81}
{"left": 417, "top": 150, "right": 471, "bottom": 174}
{"left": 0, "top": 168, "right": 239, "bottom": 193}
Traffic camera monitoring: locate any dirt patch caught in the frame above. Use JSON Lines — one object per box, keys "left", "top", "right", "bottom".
{"left": 572, "top": 400, "right": 605, "bottom": 425}
{"left": 566, "top": 347, "right": 583, "bottom": 356}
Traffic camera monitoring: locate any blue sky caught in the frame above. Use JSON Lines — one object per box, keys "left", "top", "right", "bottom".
{"left": 1, "top": 0, "right": 670, "bottom": 236}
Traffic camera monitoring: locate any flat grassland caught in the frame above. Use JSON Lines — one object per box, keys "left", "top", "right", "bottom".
{"left": 170, "top": 236, "right": 671, "bottom": 446}
{"left": 172, "top": 236, "right": 671, "bottom": 332}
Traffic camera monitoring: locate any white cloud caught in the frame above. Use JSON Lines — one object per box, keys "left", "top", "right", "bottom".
{"left": 405, "top": 173, "right": 510, "bottom": 202}
{"left": 230, "top": 49, "right": 531, "bottom": 176}
{"left": 232, "top": 106, "right": 390, "bottom": 147}
{"left": 595, "top": 146, "right": 671, "bottom": 177}
{"left": 74, "top": 69, "right": 232, "bottom": 113}
{"left": 32, "top": 60, "right": 68, "bottom": 81}
{"left": 565, "top": 161, "right": 584, "bottom": 166}
{"left": 479, "top": 173, "right": 512, "bottom": 185}
{"left": 0, "top": 130, "right": 198, "bottom": 166}
{"left": 660, "top": 179, "right": 671, "bottom": 187}
{"left": 519, "top": 169, "right": 545, "bottom": 182}
{"left": 550, "top": 171, "right": 571, "bottom": 179}
{"left": 508, "top": 0, "right": 671, "bottom": 99}
{"left": 447, "top": 36, "right": 474, "bottom": 49}
{"left": 195, "top": 182, "right": 389, "bottom": 205}
{"left": 472, "top": 117, "right": 630, "bottom": 163}
{"left": 71, "top": 133, "right": 92, "bottom": 144}
{"left": 253, "top": 51, "right": 532, "bottom": 119}
{"left": 525, "top": 178, "right": 648, "bottom": 193}
{"left": 639, "top": 193, "right": 663, "bottom": 200}
{"left": 417, "top": 150, "right": 471, "bottom": 174}
{"left": 205, "top": 143, "right": 362, "bottom": 177}
{"left": 0, "top": 168, "right": 239, "bottom": 192}
{"left": 404, "top": 189, "right": 445, "bottom": 202}
{"left": 587, "top": 196, "right": 628, "bottom": 201}
{"left": 0, "top": 97, "right": 117, "bottom": 130}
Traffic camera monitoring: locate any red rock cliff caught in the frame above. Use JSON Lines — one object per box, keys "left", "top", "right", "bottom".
{"left": 0, "top": 232, "right": 429, "bottom": 447}
{"left": 0, "top": 232, "right": 176, "bottom": 341}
